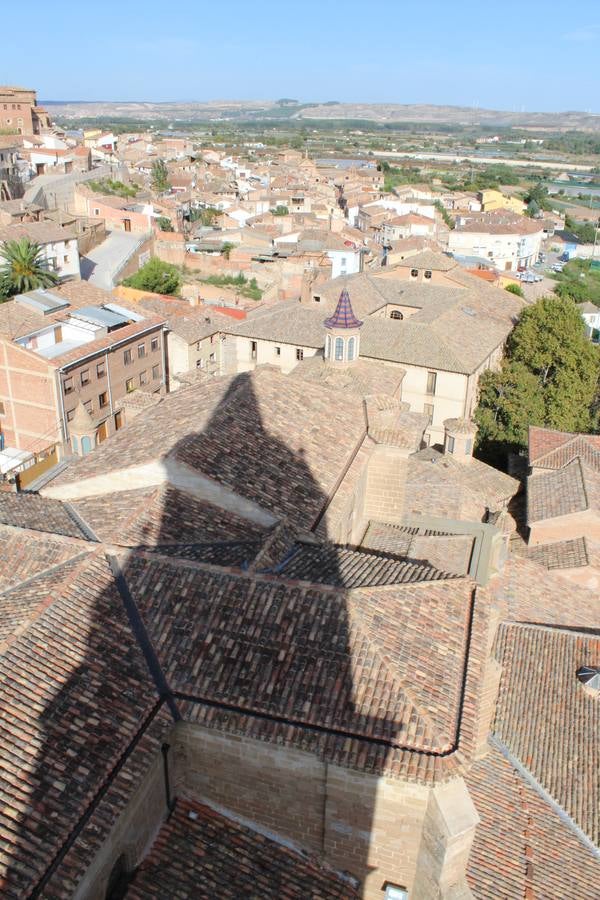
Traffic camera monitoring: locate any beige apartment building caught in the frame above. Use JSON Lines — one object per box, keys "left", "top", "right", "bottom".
{"left": 223, "top": 252, "right": 522, "bottom": 445}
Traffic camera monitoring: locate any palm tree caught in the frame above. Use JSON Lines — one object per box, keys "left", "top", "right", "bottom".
{"left": 0, "top": 238, "right": 59, "bottom": 298}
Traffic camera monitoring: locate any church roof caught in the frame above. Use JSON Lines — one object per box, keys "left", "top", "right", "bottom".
{"left": 324, "top": 289, "right": 363, "bottom": 330}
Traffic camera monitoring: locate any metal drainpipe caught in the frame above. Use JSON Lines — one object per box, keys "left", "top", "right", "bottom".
{"left": 161, "top": 743, "right": 176, "bottom": 817}
{"left": 161, "top": 327, "right": 169, "bottom": 392}
{"left": 105, "top": 350, "right": 114, "bottom": 416}
{"left": 57, "top": 369, "right": 68, "bottom": 448}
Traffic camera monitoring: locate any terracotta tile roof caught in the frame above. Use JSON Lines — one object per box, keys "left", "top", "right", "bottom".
{"left": 492, "top": 623, "right": 600, "bottom": 847}
{"left": 0, "top": 551, "right": 92, "bottom": 649}
{"left": 406, "top": 448, "right": 519, "bottom": 519}
{"left": 291, "top": 355, "right": 404, "bottom": 399}
{"left": 528, "top": 426, "right": 600, "bottom": 471}
{"left": 53, "top": 370, "right": 367, "bottom": 532}
{"left": 272, "top": 542, "right": 457, "bottom": 588}
{"left": 0, "top": 493, "right": 91, "bottom": 540}
{"left": 526, "top": 537, "right": 589, "bottom": 570}
{"left": 127, "top": 798, "right": 357, "bottom": 899}
{"left": 124, "top": 553, "right": 477, "bottom": 768}
{"left": 0, "top": 525, "right": 87, "bottom": 591}
{"left": 527, "top": 458, "right": 590, "bottom": 522}
{"left": 0, "top": 222, "right": 77, "bottom": 245}
{"left": 0, "top": 551, "right": 159, "bottom": 898}
{"left": 467, "top": 744, "right": 600, "bottom": 899}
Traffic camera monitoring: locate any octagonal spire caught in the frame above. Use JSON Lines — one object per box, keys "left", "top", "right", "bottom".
{"left": 324, "top": 289, "right": 363, "bottom": 330}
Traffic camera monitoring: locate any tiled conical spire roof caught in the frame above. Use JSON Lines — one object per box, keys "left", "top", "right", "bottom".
{"left": 69, "top": 401, "right": 95, "bottom": 432}
{"left": 324, "top": 289, "right": 363, "bottom": 329}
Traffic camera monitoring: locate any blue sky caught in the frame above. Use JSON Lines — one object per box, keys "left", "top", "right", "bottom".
{"left": 2, "top": 0, "right": 599, "bottom": 111}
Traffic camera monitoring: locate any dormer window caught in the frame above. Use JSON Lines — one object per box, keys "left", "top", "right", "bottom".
{"left": 390, "top": 310, "right": 403, "bottom": 320}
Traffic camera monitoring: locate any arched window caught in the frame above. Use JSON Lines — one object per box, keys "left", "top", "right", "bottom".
{"left": 347, "top": 337, "right": 356, "bottom": 361}
{"left": 81, "top": 435, "right": 92, "bottom": 455}
{"left": 71, "top": 436, "right": 79, "bottom": 455}
{"left": 325, "top": 334, "right": 331, "bottom": 358}
{"left": 390, "top": 310, "right": 403, "bottom": 320}
{"left": 410, "top": 268, "right": 419, "bottom": 278}
{"left": 334, "top": 337, "right": 344, "bottom": 361}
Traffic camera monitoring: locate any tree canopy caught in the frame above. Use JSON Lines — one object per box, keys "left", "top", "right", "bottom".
{"left": 474, "top": 296, "right": 600, "bottom": 462}
{"left": 151, "top": 158, "right": 170, "bottom": 193}
{"left": 0, "top": 239, "right": 59, "bottom": 298}
{"left": 122, "top": 257, "right": 180, "bottom": 295}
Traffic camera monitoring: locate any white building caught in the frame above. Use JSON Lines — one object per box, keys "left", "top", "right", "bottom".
{"left": 0, "top": 222, "right": 80, "bottom": 281}
{"left": 448, "top": 212, "right": 544, "bottom": 271}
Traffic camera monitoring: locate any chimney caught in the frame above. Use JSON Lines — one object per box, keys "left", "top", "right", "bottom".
{"left": 443, "top": 418, "right": 478, "bottom": 465}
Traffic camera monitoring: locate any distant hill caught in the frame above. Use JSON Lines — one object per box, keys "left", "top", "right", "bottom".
{"left": 45, "top": 99, "right": 600, "bottom": 131}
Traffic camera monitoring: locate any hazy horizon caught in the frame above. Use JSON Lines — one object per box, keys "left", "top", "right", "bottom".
{"left": 4, "top": 0, "right": 599, "bottom": 113}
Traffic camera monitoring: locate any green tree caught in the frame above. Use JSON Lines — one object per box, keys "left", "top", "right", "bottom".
{"left": 221, "top": 242, "right": 235, "bottom": 260}
{"left": 151, "top": 158, "right": 170, "bottom": 193}
{"left": 122, "top": 257, "right": 180, "bottom": 295}
{"left": 0, "top": 239, "right": 59, "bottom": 298}
{"left": 505, "top": 283, "right": 524, "bottom": 298}
{"left": 475, "top": 296, "right": 600, "bottom": 458}
{"left": 271, "top": 205, "right": 289, "bottom": 216}
{"left": 156, "top": 216, "right": 174, "bottom": 232}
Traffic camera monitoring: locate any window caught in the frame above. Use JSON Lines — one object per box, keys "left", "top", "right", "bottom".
{"left": 196, "top": 341, "right": 201, "bottom": 351}
{"left": 123, "top": 349, "right": 132, "bottom": 365}
{"left": 465, "top": 438, "right": 473, "bottom": 455}
{"left": 209, "top": 352, "right": 216, "bottom": 362}
{"left": 66, "top": 408, "right": 75, "bottom": 422}
{"left": 139, "top": 370, "right": 148, "bottom": 386}
{"left": 152, "top": 364, "right": 160, "bottom": 380}
{"left": 151, "top": 336, "right": 159, "bottom": 352}
{"left": 334, "top": 337, "right": 344, "bottom": 361}
{"left": 423, "top": 403, "right": 434, "bottom": 423}
{"left": 84, "top": 399, "right": 93, "bottom": 415}
{"left": 0, "top": 401, "right": 4, "bottom": 416}
{"left": 447, "top": 435, "right": 455, "bottom": 454}
{"left": 81, "top": 435, "right": 92, "bottom": 455}
{"left": 424, "top": 270, "right": 432, "bottom": 279}
{"left": 383, "top": 885, "right": 408, "bottom": 900}
{"left": 63, "top": 377, "right": 74, "bottom": 395}
{"left": 296, "top": 348, "right": 304, "bottom": 361}
{"left": 196, "top": 358, "right": 204, "bottom": 369}
{"left": 426, "top": 370, "right": 437, "bottom": 395}
{"left": 98, "top": 391, "right": 108, "bottom": 408}
{"left": 137, "top": 342, "right": 146, "bottom": 359}
{"left": 275, "top": 346, "right": 281, "bottom": 356}
{"left": 80, "top": 369, "right": 90, "bottom": 386}
{"left": 126, "top": 378, "right": 135, "bottom": 393}
{"left": 410, "top": 268, "right": 419, "bottom": 278}
{"left": 325, "top": 335, "right": 331, "bottom": 358}
{"left": 97, "top": 360, "right": 106, "bottom": 378}
{"left": 64, "top": 254, "right": 68, "bottom": 264}
{"left": 251, "top": 340, "right": 257, "bottom": 360}
{"left": 390, "top": 310, "right": 403, "bottom": 320}
{"left": 314, "top": 295, "right": 321, "bottom": 303}
{"left": 347, "top": 336, "right": 356, "bottom": 361}
{"left": 71, "top": 435, "right": 78, "bottom": 454}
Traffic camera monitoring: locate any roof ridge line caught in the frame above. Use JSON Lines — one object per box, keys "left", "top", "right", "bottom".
{"left": 0, "top": 549, "right": 98, "bottom": 656}
{"left": 489, "top": 734, "right": 600, "bottom": 861}
{"left": 0, "top": 547, "right": 94, "bottom": 598}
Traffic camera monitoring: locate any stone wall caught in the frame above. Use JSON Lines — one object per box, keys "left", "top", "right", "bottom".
{"left": 76, "top": 719, "right": 480, "bottom": 900}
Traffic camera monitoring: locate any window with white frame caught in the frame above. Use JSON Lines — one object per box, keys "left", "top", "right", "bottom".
{"left": 334, "top": 337, "right": 344, "bottom": 361}
{"left": 347, "top": 336, "right": 356, "bottom": 361}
